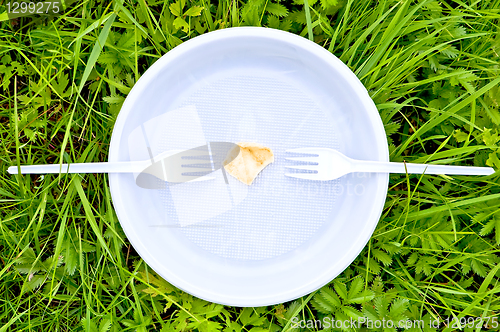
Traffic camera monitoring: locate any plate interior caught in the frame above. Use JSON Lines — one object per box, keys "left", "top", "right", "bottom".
{"left": 109, "top": 28, "right": 388, "bottom": 306}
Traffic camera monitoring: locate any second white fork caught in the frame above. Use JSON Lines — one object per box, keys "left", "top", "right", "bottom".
{"left": 285, "top": 148, "right": 495, "bottom": 180}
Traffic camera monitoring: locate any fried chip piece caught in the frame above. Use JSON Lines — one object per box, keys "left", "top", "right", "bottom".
{"left": 224, "top": 142, "right": 274, "bottom": 185}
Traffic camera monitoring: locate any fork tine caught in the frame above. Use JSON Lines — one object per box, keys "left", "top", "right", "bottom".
{"left": 181, "top": 162, "right": 213, "bottom": 173}
{"left": 179, "top": 146, "right": 211, "bottom": 158}
{"left": 284, "top": 173, "right": 320, "bottom": 180}
{"left": 181, "top": 171, "right": 212, "bottom": 176}
{"left": 180, "top": 168, "right": 213, "bottom": 173}
{"left": 166, "top": 171, "right": 211, "bottom": 182}
{"left": 181, "top": 154, "right": 211, "bottom": 160}
{"left": 182, "top": 162, "right": 213, "bottom": 168}
{"left": 285, "top": 148, "right": 320, "bottom": 154}
{"left": 285, "top": 165, "right": 318, "bottom": 171}
{"left": 285, "top": 157, "right": 317, "bottom": 162}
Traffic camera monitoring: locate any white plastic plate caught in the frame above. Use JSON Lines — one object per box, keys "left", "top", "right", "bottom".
{"left": 108, "top": 27, "right": 389, "bottom": 306}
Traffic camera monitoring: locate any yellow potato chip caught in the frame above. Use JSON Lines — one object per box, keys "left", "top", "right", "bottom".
{"left": 224, "top": 142, "right": 274, "bottom": 185}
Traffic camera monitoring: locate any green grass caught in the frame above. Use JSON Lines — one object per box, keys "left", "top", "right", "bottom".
{"left": 1, "top": 0, "right": 500, "bottom": 331}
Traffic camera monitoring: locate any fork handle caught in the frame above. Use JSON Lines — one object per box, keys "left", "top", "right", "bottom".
{"left": 352, "top": 160, "right": 495, "bottom": 176}
{"left": 7, "top": 161, "right": 148, "bottom": 175}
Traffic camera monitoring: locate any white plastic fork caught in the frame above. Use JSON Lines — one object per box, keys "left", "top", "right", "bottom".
{"left": 7, "top": 149, "right": 180, "bottom": 175}
{"left": 285, "top": 148, "right": 496, "bottom": 180}
{"left": 7, "top": 149, "right": 214, "bottom": 185}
